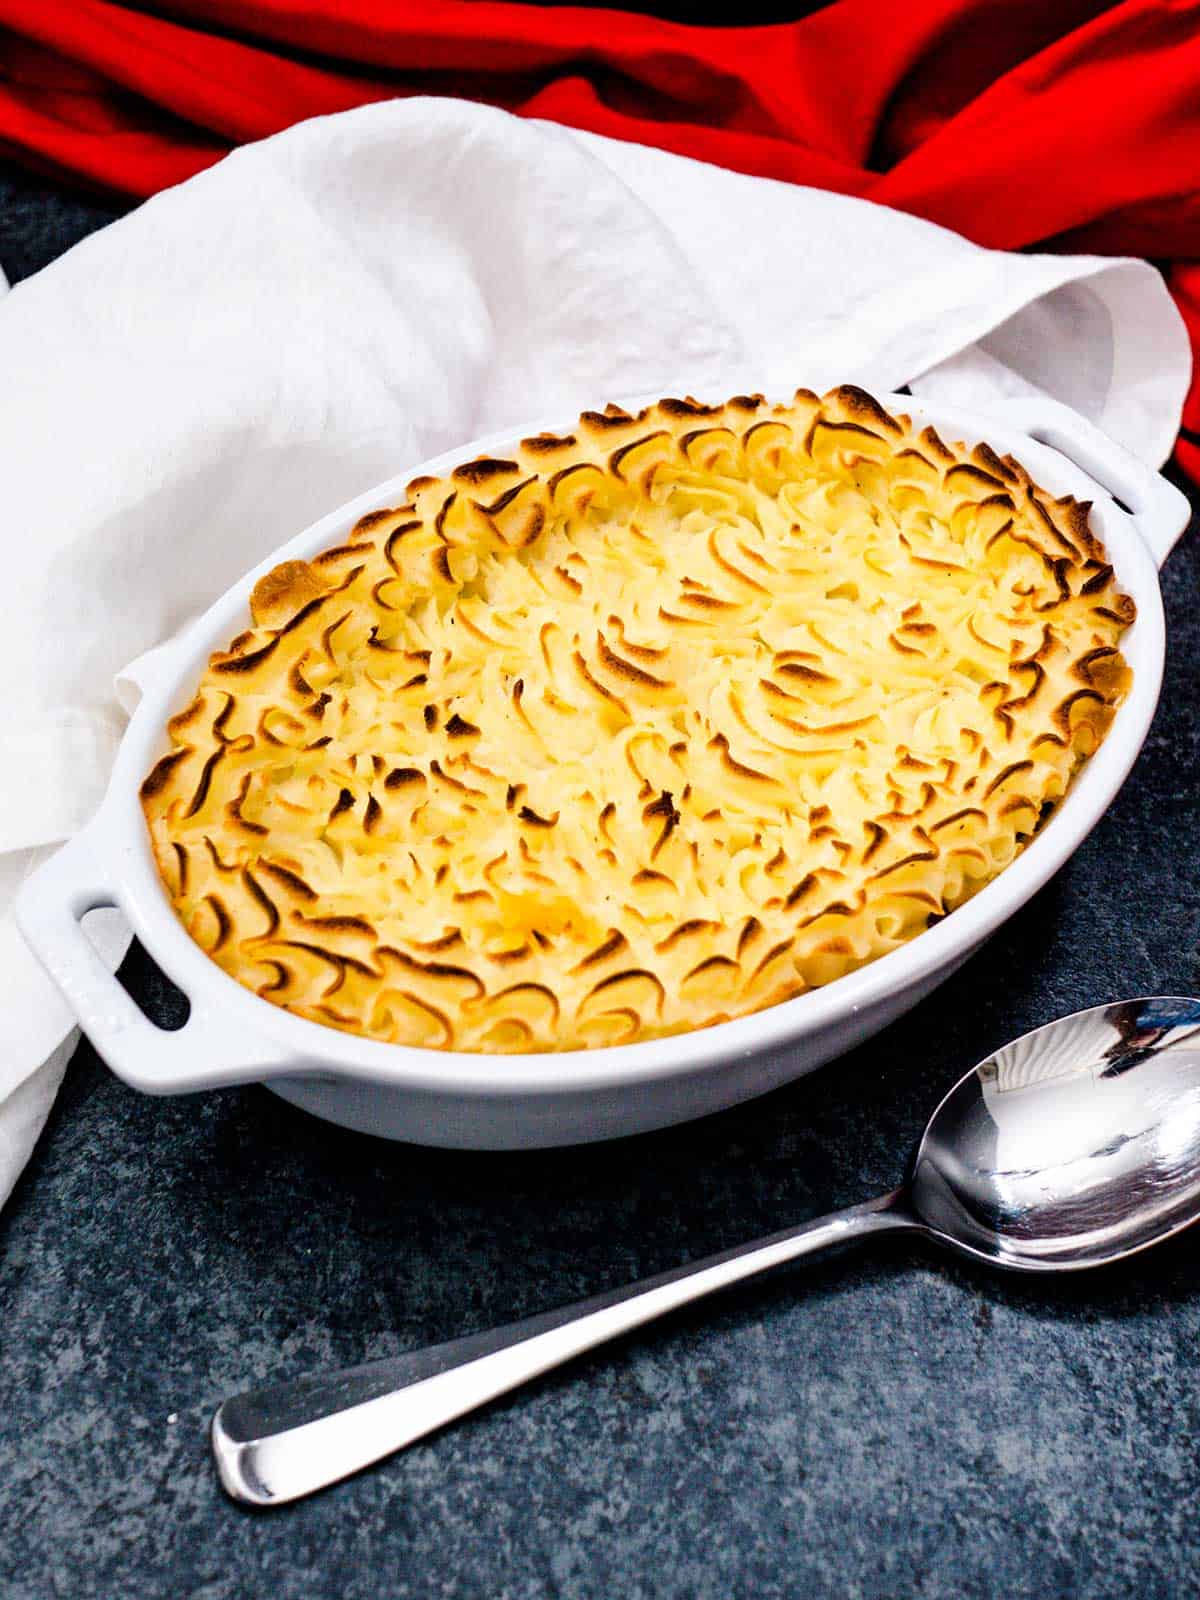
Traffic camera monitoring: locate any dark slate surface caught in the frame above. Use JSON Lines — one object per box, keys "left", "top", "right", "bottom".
{"left": 2, "top": 164, "right": 1198, "bottom": 1600}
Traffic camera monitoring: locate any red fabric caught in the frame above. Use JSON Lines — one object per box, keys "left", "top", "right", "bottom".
{"left": 2, "top": 0, "right": 1199, "bottom": 471}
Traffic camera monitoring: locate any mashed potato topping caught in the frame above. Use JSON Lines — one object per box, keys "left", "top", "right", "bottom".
{"left": 141, "top": 386, "right": 1133, "bottom": 1052}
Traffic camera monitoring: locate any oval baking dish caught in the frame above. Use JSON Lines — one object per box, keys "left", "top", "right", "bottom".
{"left": 16, "top": 392, "right": 1189, "bottom": 1148}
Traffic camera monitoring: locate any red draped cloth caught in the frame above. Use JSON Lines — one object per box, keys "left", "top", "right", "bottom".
{"left": 2, "top": 0, "right": 1198, "bottom": 476}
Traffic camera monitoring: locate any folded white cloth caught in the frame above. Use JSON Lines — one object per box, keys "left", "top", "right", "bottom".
{"left": 0, "top": 97, "right": 1189, "bottom": 1207}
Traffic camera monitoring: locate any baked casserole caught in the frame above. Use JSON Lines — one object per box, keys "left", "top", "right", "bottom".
{"left": 141, "top": 386, "right": 1134, "bottom": 1052}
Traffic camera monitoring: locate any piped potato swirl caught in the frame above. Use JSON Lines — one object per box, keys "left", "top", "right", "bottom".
{"left": 141, "top": 386, "right": 1134, "bottom": 1052}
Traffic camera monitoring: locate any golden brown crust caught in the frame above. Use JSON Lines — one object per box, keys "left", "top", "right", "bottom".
{"left": 141, "top": 386, "right": 1134, "bottom": 1053}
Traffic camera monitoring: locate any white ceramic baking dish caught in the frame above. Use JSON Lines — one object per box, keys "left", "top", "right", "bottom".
{"left": 16, "top": 392, "right": 1190, "bottom": 1148}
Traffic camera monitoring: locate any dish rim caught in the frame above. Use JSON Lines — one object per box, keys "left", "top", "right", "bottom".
{"left": 45, "top": 390, "right": 1172, "bottom": 1098}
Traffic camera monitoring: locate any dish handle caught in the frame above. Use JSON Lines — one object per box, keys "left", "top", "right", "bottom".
{"left": 993, "top": 395, "right": 1191, "bottom": 570}
{"left": 15, "top": 828, "right": 295, "bottom": 1095}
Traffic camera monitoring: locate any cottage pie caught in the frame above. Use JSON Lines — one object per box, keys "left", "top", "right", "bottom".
{"left": 141, "top": 386, "right": 1134, "bottom": 1053}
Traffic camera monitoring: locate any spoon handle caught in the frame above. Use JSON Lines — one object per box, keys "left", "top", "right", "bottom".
{"left": 212, "top": 1189, "right": 917, "bottom": 1506}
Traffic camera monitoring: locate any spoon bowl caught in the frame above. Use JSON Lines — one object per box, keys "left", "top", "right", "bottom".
{"left": 213, "top": 995, "right": 1200, "bottom": 1505}
{"left": 911, "top": 997, "right": 1200, "bottom": 1270}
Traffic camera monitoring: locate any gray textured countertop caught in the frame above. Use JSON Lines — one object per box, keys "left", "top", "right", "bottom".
{"left": 2, "top": 166, "right": 1198, "bottom": 1600}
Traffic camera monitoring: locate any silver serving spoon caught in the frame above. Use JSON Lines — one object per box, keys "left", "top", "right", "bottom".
{"left": 212, "top": 996, "right": 1200, "bottom": 1506}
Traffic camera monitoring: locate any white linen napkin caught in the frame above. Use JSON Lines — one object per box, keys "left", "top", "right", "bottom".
{"left": 0, "top": 97, "right": 1189, "bottom": 1207}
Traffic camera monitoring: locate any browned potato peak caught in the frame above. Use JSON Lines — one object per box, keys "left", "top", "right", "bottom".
{"left": 141, "top": 386, "right": 1133, "bottom": 1052}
